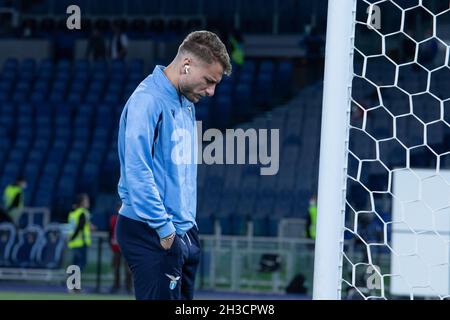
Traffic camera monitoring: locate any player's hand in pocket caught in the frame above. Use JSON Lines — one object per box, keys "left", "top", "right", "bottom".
{"left": 160, "top": 232, "right": 176, "bottom": 250}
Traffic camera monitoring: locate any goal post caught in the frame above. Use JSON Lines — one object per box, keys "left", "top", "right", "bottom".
{"left": 313, "top": 0, "right": 356, "bottom": 300}
{"left": 314, "top": 0, "right": 450, "bottom": 300}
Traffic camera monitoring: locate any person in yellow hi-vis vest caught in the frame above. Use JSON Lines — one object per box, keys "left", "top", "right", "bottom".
{"left": 3, "top": 177, "right": 27, "bottom": 225}
{"left": 229, "top": 30, "right": 244, "bottom": 66}
{"left": 68, "top": 193, "right": 95, "bottom": 272}
{"left": 306, "top": 195, "right": 317, "bottom": 240}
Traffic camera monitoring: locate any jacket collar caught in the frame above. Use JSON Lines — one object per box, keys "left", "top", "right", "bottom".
{"left": 152, "top": 65, "right": 193, "bottom": 108}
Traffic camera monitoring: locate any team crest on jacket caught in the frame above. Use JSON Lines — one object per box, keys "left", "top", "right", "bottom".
{"left": 165, "top": 273, "right": 180, "bottom": 290}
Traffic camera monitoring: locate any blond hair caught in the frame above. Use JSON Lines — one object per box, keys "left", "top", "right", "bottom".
{"left": 179, "top": 30, "right": 232, "bottom": 76}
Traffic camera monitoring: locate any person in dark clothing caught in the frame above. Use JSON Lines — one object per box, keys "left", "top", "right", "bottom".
{"left": 110, "top": 23, "right": 128, "bottom": 60}
{"left": 0, "top": 206, "right": 13, "bottom": 224}
{"left": 85, "top": 28, "right": 107, "bottom": 61}
{"left": 109, "top": 203, "right": 133, "bottom": 294}
{"left": 300, "top": 26, "right": 325, "bottom": 83}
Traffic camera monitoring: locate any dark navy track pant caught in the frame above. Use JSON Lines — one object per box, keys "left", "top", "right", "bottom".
{"left": 116, "top": 215, "right": 201, "bottom": 300}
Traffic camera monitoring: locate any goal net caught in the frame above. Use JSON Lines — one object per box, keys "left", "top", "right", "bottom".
{"left": 314, "top": 0, "right": 450, "bottom": 300}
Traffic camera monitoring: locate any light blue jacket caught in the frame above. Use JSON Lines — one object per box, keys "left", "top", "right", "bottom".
{"left": 117, "top": 65, "right": 197, "bottom": 238}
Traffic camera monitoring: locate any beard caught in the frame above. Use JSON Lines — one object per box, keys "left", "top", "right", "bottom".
{"left": 179, "top": 81, "right": 201, "bottom": 103}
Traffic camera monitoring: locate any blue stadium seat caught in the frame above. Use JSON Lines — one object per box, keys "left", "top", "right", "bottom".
{"left": 0, "top": 80, "right": 13, "bottom": 92}
{"left": 67, "top": 93, "right": 83, "bottom": 104}
{"left": 86, "top": 147, "right": 106, "bottom": 165}
{"left": 255, "top": 73, "right": 274, "bottom": 107}
{"left": 104, "top": 92, "right": 120, "bottom": 104}
{"left": 19, "top": 70, "right": 34, "bottom": 81}
{"left": 267, "top": 215, "right": 280, "bottom": 237}
{"left": 0, "top": 150, "right": 6, "bottom": 170}
{"left": 92, "top": 127, "right": 110, "bottom": 143}
{"left": 33, "top": 190, "right": 53, "bottom": 207}
{"left": 61, "top": 162, "right": 78, "bottom": 178}
{"left": 49, "top": 91, "right": 65, "bottom": 104}
{"left": 41, "top": 162, "right": 60, "bottom": 177}
{"left": 55, "top": 104, "right": 73, "bottom": 123}
{"left": 0, "top": 90, "right": 9, "bottom": 102}
{"left": 3, "top": 58, "right": 18, "bottom": 70}
{"left": 195, "top": 98, "right": 212, "bottom": 128}
{"left": 55, "top": 124, "right": 71, "bottom": 139}
{"left": 213, "top": 96, "right": 232, "bottom": 128}
{"left": 52, "top": 81, "right": 67, "bottom": 93}
{"left": 73, "top": 73, "right": 89, "bottom": 85}
{"left": 11, "top": 226, "right": 44, "bottom": 268}
{"left": 36, "top": 224, "right": 66, "bottom": 269}
{"left": 276, "top": 61, "right": 294, "bottom": 98}
{"left": 3, "top": 162, "right": 21, "bottom": 179}
{"left": 14, "top": 134, "right": 31, "bottom": 152}
{"left": 16, "top": 81, "right": 31, "bottom": 92}
{"left": 129, "top": 59, "right": 144, "bottom": 73}
{"left": 34, "top": 78, "right": 50, "bottom": 90}
{"left": 66, "top": 150, "right": 84, "bottom": 166}
{"left": 100, "top": 150, "right": 120, "bottom": 191}
{"left": 12, "top": 90, "right": 28, "bottom": 103}
{"left": 0, "top": 104, "right": 15, "bottom": 128}
{"left": 70, "top": 81, "right": 86, "bottom": 94}
{"left": 234, "top": 83, "right": 252, "bottom": 118}
{"left": 21, "top": 58, "right": 36, "bottom": 72}
{"left": 32, "top": 139, "right": 50, "bottom": 152}
{"left": 273, "top": 192, "right": 294, "bottom": 217}
{"left": 92, "top": 61, "right": 108, "bottom": 73}
{"left": 197, "top": 214, "right": 214, "bottom": 235}
{"left": 27, "top": 150, "right": 45, "bottom": 167}
{"left": 95, "top": 103, "right": 112, "bottom": 122}
{"left": 254, "top": 190, "right": 275, "bottom": 217}
{"left": 17, "top": 214, "right": 30, "bottom": 230}
{"left": 110, "top": 73, "right": 125, "bottom": 86}
{"left": 230, "top": 213, "right": 247, "bottom": 235}
{"left": 111, "top": 59, "right": 126, "bottom": 72}
{"left": 85, "top": 92, "right": 101, "bottom": 104}
{"left": 259, "top": 60, "right": 275, "bottom": 74}
{"left": 79, "top": 162, "right": 100, "bottom": 194}
{"left": 2, "top": 69, "right": 17, "bottom": 81}
{"left": 56, "top": 60, "right": 71, "bottom": 71}
{"left": 73, "top": 125, "right": 90, "bottom": 142}
{"left": 216, "top": 213, "right": 232, "bottom": 235}
{"left": 30, "top": 91, "right": 46, "bottom": 103}
{"left": 7, "top": 149, "right": 27, "bottom": 168}
{"left": 72, "top": 140, "right": 89, "bottom": 152}
{"left": 88, "top": 81, "right": 104, "bottom": 94}
{"left": 16, "top": 110, "right": 32, "bottom": 133}
{"left": 56, "top": 176, "right": 76, "bottom": 199}
{"left": 252, "top": 216, "right": 269, "bottom": 237}
{"left": 35, "top": 119, "right": 52, "bottom": 138}
{"left": 241, "top": 60, "right": 256, "bottom": 74}
{"left": 23, "top": 163, "right": 41, "bottom": 196}
{"left": 74, "top": 58, "right": 89, "bottom": 71}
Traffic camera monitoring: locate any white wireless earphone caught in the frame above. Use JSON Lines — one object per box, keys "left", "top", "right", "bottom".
{"left": 184, "top": 65, "right": 190, "bottom": 74}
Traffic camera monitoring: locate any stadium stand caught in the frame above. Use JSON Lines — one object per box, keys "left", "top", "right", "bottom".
{"left": 2, "top": 54, "right": 444, "bottom": 239}
{"left": 0, "top": 57, "right": 297, "bottom": 235}
{"left": 0, "top": 222, "right": 67, "bottom": 281}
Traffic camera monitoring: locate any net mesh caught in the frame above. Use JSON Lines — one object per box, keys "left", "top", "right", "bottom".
{"left": 343, "top": 0, "right": 450, "bottom": 300}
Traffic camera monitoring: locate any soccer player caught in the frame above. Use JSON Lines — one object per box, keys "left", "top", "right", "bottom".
{"left": 116, "top": 31, "right": 232, "bottom": 300}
